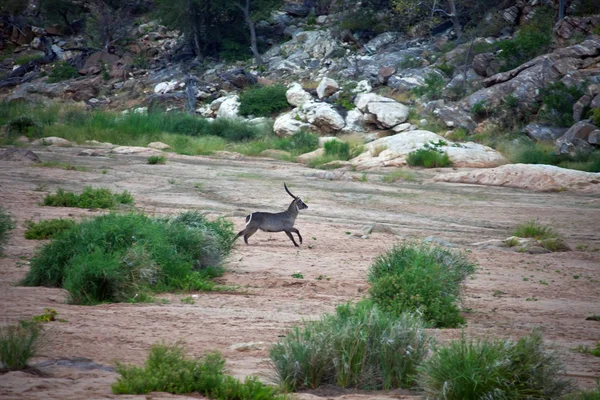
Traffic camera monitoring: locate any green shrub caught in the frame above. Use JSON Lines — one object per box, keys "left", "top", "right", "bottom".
{"left": 42, "top": 187, "right": 134, "bottom": 209}
{"left": 496, "top": 7, "right": 554, "bottom": 71}
{"left": 565, "top": 386, "right": 600, "bottom": 400}
{"left": 334, "top": 91, "right": 355, "bottom": 111}
{"left": 406, "top": 148, "right": 451, "bottom": 168}
{"left": 15, "top": 54, "right": 43, "bottom": 65}
{"left": 113, "top": 342, "right": 285, "bottom": 398}
{"left": 0, "top": 206, "right": 15, "bottom": 257}
{"left": 538, "top": 82, "right": 585, "bottom": 127}
{"left": 48, "top": 62, "right": 79, "bottom": 83}
{"left": 382, "top": 169, "right": 416, "bottom": 183}
{"left": 147, "top": 155, "right": 166, "bottom": 165}
{"left": 22, "top": 212, "right": 235, "bottom": 304}
{"left": 238, "top": 85, "right": 289, "bottom": 117}
{"left": 470, "top": 101, "right": 489, "bottom": 117}
{"left": 592, "top": 108, "right": 600, "bottom": 126}
{"left": 398, "top": 56, "right": 422, "bottom": 69}
{"left": 513, "top": 220, "right": 557, "bottom": 240}
{"left": 206, "top": 118, "right": 263, "bottom": 141}
{"left": 5, "top": 116, "right": 43, "bottom": 138}
{"left": 411, "top": 73, "right": 445, "bottom": 100}
{"left": 270, "top": 300, "right": 430, "bottom": 391}
{"left": 324, "top": 140, "right": 350, "bottom": 160}
{"left": 418, "top": 330, "right": 574, "bottom": 400}
{"left": 25, "top": 218, "right": 76, "bottom": 240}
{"left": 368, "top": 244, "right": 475, "bottom": 328}
{"left": 0, "top": 321, "right": 45, "bottom": 371}
{"left": 274, "top": 130, "right": 319, "bottom": 155}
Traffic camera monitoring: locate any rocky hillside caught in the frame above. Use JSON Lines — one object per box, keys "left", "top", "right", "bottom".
{"left": 1, "top": 0, "right": 600, "bottom": 177}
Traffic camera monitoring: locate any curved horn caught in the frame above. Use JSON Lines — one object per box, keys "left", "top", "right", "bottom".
{"left": 284, "top": 182, "right": 297, "bottom": 199}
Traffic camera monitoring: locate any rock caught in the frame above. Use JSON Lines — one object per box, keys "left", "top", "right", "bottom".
{"left": 305, "top": 169, "right": 349, "bottom": 181}
{"left": 283, "top": 3, "right": 309, "bottom": 17}
{"left": 147, "top": 142, "right": 171, "bottom": 150}
{"left": 278, "top": 30, "right": 338, "bottom": 61}
{"left": 0, "top": 148, "right": 40, "bottom": 163}
{"left": 352, "top": 80, "right": 372, "bottom": 94}
{"left": 352, "top": 130, "right": 507, "bottom": 170}
{"left": 318, "top": 136, "right": 341, "bottom": 147}
{"left": 555, "top": 121, "right": 597, "bottom": 155}
{"left": 154, "top": 80, "right": 179, "bottom": 94}
{"left": 378, "top": 66, "right": 396, "bottom": 84}
{"left": 32, "top": 137, "right": 72, "bottom": 147}
{"left": 78, "top": 148, "right": 111, "bottom": 157}
{"left": 297, "top": 148, "right": 324, "bottom": 164}
{"left": 354, "top": 93, "right": 409, "bottom": 129}
{"left": 573, "top": 95, "right": 592, "bottom": 122}
{"left": 259, "top": 149, "right": 291, "bottom": 159}
{"left": 216, "top": 95, "right": 240, "bottom": 119}
{"left": 472, "top": 53, "right": 499, "bottom": 77}
{"left": 316, "top": 15, "right": 327, "bottom": 24}
{"left": 316, "top": 77, "right": 339, "bottom": 99}
{"left": 286, "top": 83, "right": 313, "bottom": 107}
{"left": 301, "top": 102, "right": 345, "bottom": 133}
{"left": 392, "top": 122, "right": 412, "bottom": 133}
{"left": 220, "top": 68, "right": 257, "bottom": 89}
{"left": 555, "top": 15, "right": 600, "bottom": 41}
{"left": 423, "top": 236, "right": 455, "bottom": 247}
{"left": 589, "top": 129, "right": 600, "bottom": 145}
{"left": 434, "top": 164, "right": 600, "bottom": 193}
{"left": 343, "top": 109, "right": 366, "bottom": 133}
{"left": 523, "top": 124, "right": 568, "bottom": 142}
{"left": 230, "top": 342, "right": 266, "bottom": 352}
{"left": 433, "top": 104, "right": 477, "bottom": 131}
{"left": 273, "top": 111, "right": 313, "bottom": 136}
{"left": 111, "top": 146, "right": 159, "bottom": 155}
{"left": 502, "top": 6, "right": 519, "bottom": 24}
{"left": 365, "top": 32, "right": 401, "bottom": 53}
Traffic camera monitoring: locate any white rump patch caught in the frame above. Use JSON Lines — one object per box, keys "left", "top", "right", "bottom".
{"left": 245, "top": 213, "right": 253, "bottom": 226}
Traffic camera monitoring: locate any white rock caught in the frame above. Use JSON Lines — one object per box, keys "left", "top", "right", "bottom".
{"left": 392, "top": 122, "right": 412, "bottom": 133}
{"left": 32, "top": 137, "right": 72, "bottom": 147}
{"left": 342, "top": 109, "right": 366, "bottom": 133}
{"left": 147, "top": 142, "right": 171, "bottom": 150}
{"left": 112, "top": 146, "right": 160, "bottom": 155}
{"left": 352, "top": 80, "right": 372, "bottom": 94}
{"left": 296, "top": 148, "right": 325, "bottom": 164}
{"left": 286, "top": 83, "right": 313, "bottom": 107}
{"left": 435, "top": 164, "right": 600, "bottom": 193}
{"left": 301, "top": 102, "right": 345, "bottom": 132}
{"left": 216, "top": 95, "right": 240, "bottom": 119}
{"left": 354, "top": 93, "right": 396, "bottom": 113}
{"left": 154, "top": 80, "right": 179, "bottom": 94}
{"left": 274, "top": 111, "right": 313, "bottom": 136}
{"left": 365, "top": 101, "right": 409, "bottom": 128}
{"left": 316, "top": 77, "right": 339, "bottom": 99}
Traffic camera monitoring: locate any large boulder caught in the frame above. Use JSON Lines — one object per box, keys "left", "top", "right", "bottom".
{"left": 220, "top": 68, "right": 257, "bottom": 89}
{"left": 435, "top": 164, "right": 600, "bottom": 193}
{"left": 301, "top": 102, "right": 345, "bottom": 133}
{"left": 316, "top": 77, "right": 339, "bottom": 99}
{"left": 351, "top": 130, "right": 507, "bottom": 170}
{"left": 355, "top": 93, "right": 409, "bottom": 129}
{"left": 0, "top": 148, "right": 40, "bottom": 163}
{"left": 273, "top": 110, "right": 312, "bottom": 136}
{"left": 555, "top": 121, "right": 598, "bottom": 155}
{"left": 343, "top": 109, "right": 366, "bottom": 133}
{"left": 286, "top": 83, "right": 313, "bottom": 107}
{"left": 523, "top": 124, "right": 567, "bottom": 142}
{"left": 154, "top": 80, "right": 179, "bottom": 94}
{"left": 278, "top": 30, "right": 339, "bottom": 62}
{"left": 216, "top": 95, "right": 240, "bottom": 119}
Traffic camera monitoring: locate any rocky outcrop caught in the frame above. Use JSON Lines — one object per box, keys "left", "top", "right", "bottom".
{"left": 555, "top": 121, "right": 599, "bottom": 155}
{"left": 435, "top": 164, "right": 600, "bottom": 193}
{"left": 301, "top": 102, "right": 345, "bottom": 133}
{"left": 355, "top": 93, "right": 409, "bottom": 129}
{"left": 286, "top": 83, "right": 312, "bottom": 107}
{"left": 273, "top": 110, "right": 313, "bottom": 136}
{"left": 351, "top": 130, "right": 507, "bottom": 170}
{"left": 215, "top": 95, "right": 240, "bottom": 119}
{"left": 523, "top": 124, "right": 567, "bottom": 142}
{"left": 316, "top": 77, "right": 339, "bottom": 99}
{"left": 0, "top": 148, "right": 40, "bottom": 163}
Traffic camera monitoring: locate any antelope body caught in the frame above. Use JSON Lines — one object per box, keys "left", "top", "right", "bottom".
{"left": 236, "top": 183, "right": 308, "bottom": 247}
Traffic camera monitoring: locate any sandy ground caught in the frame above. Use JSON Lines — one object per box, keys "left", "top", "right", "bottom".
{"left": 0, "top": 145, "right": 599, "bottom": 400}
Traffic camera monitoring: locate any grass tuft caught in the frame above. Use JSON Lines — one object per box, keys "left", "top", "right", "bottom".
{"left": 25, "top": 218, "right": 76, "bottom": 240}
{"left": 270, "top": 300, "right": 430, "bottom": 391}
{"left": 381, "top": 169, "right": 417, "bottom": 183}
{"left": 42, "top": 187, "right": 134, "bottom": 209}
{"left": 406, "top": 148, "right": 451, "bottom": 168}
{"left": 418, "top": 330, "right": 574, "bottom": 400}
{"left": 513, "top": 220, "right": 557, "bottom": 240}
{"left": 0, "top": 206, "right": 15, "bottom": 257}
{"left": 368, "top": 243, "right": 475, "bottom": 328}
{"left": 147, "top": 155, "right": 166, "bottom": 165}
{"left": 0, "top": 321, "right": 46, "bottom": 371}
{"left": 22, "top": 212, "right": 236, "bottom": 304}
{"left": 112, "top": 342, "right": 286, "bottom": 398}
{"left": 238, "top": 85, "right": 289, "bottom": 117}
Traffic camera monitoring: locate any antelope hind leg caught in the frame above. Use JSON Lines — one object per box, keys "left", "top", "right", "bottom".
{"left": 285, "top": 231, "right": 300, "bottom": 247}
{"left": 290, "top": 228, "right": 302, "bottom": 244}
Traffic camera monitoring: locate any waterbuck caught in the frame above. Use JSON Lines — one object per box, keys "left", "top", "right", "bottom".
{"left": 236, "top": 183, "right": 308, "bottom": 247}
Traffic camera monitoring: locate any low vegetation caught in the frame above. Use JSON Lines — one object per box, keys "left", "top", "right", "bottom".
{"left": 22, "top": 212, "right": 236, "bottom": 304}
{"left": 0, "top": 206, "right": 15, "bottom": 257}
{"left": 406, "top": 147, "right": 451, "bottom": 168}
{"left": 381, "top": 169, "right": 417, "bottom": 183}
{"left": 113, "top": 342, "right": 286, "bottom": 399}
{"left": 43, "top": 186, "right": 134, "bottom": 209}
{"left": 25, "top": 218, "right": 76, "bottom": 240}
{"left": 238, "top": 85, "right": 289, "bottom": 117}
{"left": 270, "top": 300, "right": 430, "bottom": 391}
{"left": 147, "top": 155, "right": 166, "bottom": 165}
{"left": 411, "top": 73, "right": 445, "bottom": 100}
{"left": 538, "top": 81, "right": 585, "bottom": 127}
{"left": 0, "top": 321, "right": 46, "bottom": 371}
{"left": 418, "top": 330, "right": 574, "bottom": 399}
{"left": 368, "top": 243, "right": 476, "bottom": 328}
{"left": 48, "top": 61, "right": 79, "bottom": 83}
{"left": 308, "top": 138, "right": 365, "bottom": 169}
{"left": 34, "top": 161, "right": 89, "bottom": 171}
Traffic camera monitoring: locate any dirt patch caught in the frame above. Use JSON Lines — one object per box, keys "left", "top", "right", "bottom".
{"left": 0, "top": 145, "right": 599, "bottom": 399}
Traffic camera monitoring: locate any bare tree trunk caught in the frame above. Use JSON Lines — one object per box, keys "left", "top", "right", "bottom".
{"left": 240, "top": 0, "right": 264, "bottom": 66}
{"left": 448, "top": 0, "right": 461, "bottom": 39}
{"left": 185, "top": 75, "right": 198, "bottom": 115}
{"left": 558, "top": 0, "right": 566, "bottom": 20}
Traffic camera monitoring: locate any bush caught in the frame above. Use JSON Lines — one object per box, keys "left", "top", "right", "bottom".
{"left": 513, "top": 220, "right": 557, "bottom": 240}
{"left": 25, "top": 218, "right": 76, "bottom": 240}
{"left": 147, "top": 155, "right": 166, "bottom": 165}
{"left": 406, "top": 148, "right": 451, "bottom": 168}
{"left": 411, "top": 73, "right": 445, "bottom": 100}
{"left": 0, "top": 206, "right": 15, "bottom": 257}
{"left": 324, "top": 140, "right": 350, "bottom": 160}
{"left": 274, "top": 130, "right": 319, "bottom": 155}
{"left": 592, "top": 108, "right": 600, "bottom": 126}
{"left": 48, "top": 62, "right": 79, "bottom": 83}
{"left": 42, "top": 187, "right": 134, "bottom": 209}
{"left": 418, "top": 330, "right": 574, "bottom": 400}
{"left": 206, "top": 118, "right": 263, "bottom": 141}
{"left": 368, "top": 244, "right": 475, "bottom": 328}
{"left": 238, "top": 85, "right": 289, "bottom": 117}
{"left": 538, "top": 82, "right": 585, "bottom": 127}
{"left": 0, "top": 321, "right": 45, "bottom": 371}
{"left": 270, "top": 301, "right": 430, "bottom": 391}
{"left": 22, "top": 212, "right": 236, "bottom": 304}
{"left": 113, "top": 342, "right": 285, "bottom": 398}
{"left": 6, "top": 116, "right": 43, "bottom": 138}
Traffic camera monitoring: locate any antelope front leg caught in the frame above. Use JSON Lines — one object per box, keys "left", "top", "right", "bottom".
{"left": 290, "top": 228, "right": 302, "bottom": 244}
{"left": 284, "top": 231, "right": 300, "bottom": 247}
